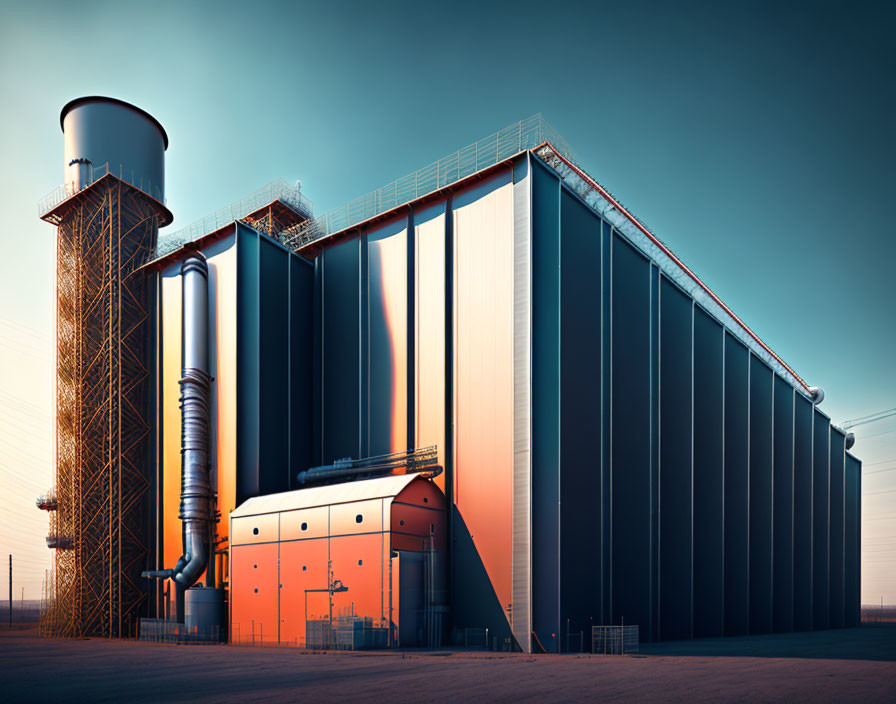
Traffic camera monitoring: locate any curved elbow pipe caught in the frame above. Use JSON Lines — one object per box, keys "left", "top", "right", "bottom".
{"left": 808, "top": 386, "right": 825, "bottom": 405}
{"left": 845, "top": 432, "right": 856, "bottom": 451}
{"left": 174, "top": 523, "right": 209, "bottom": 588}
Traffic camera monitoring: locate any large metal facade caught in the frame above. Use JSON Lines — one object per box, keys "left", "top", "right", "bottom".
{"left": 42, "top": 177, "right": 162, "bottom": 637}
{"left": 302, "top": 152, "right": 862, "bottom": 652}
{"left": 528, "top": 157, "right": 862, "bottom": 647}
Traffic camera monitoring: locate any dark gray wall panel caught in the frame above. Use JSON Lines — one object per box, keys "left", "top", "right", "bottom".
{"left": 844, "top": 453, "right": 860, "bottom": 628}
{"left": 611, "top": 235, "right": 652, "bottom": 635}
{"left": 772, "top": 376, "right": 794, "bottom": 632}
{"left": 829, "top": 430, "right": 846, "bottom": 628}
{"left": 236, "top": 227, "right": 260, "bottom": 503}
{"left": 749, "top": 356, "right": 773, "bottom": 634}
{"left": 813, "top": 411, "right": 830, "bottom": 629}
{"left": 793, "top": 393, "right": 813, "bottom": 631}
{"left": 322, "top": 238, "right": 361, "bottom": 464}
{"left": 600, "top": 221, "right": 612, "bottom": 627}
{"left": 289, "top": 255, "right": 314, "bottom": 487}
{"left": 659, "top": 278, "right": 693, "bottom": 641}
{"left": 692, "top": 306, "right": 724, "bottom": 638}
{"left": 259, "top": 239, "right": 290, "bottom": 495}
{"left": 559, "top": 189, "right": 603, "bottom": 644}
{"left": 724, "top": 334, "right": 750, "bottom": 636}
{"left": 649, "top": 269, "right": 660, "bottom": 641}
{"left": 531, "top": 161, "right": 561, "bottom": 651}
{"left": 312, "top": 259, "right": 322, "bottom": 467}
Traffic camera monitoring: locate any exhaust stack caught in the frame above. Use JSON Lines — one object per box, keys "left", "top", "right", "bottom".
{"left": 143, "top": 254, "right": 212, "bottom": 622}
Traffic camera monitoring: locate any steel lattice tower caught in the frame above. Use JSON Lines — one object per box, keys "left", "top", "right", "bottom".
{"left": 39, "top": 174, "right": 166, "bottom": 637}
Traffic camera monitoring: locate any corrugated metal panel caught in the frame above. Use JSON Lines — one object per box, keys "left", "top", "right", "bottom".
{"left": 692, "top": 305, "right": 724, "bottom": 638}
{"left": 452, "top": 171, "right": 515, "bottom": 640}
{"left": 749, "top": 355, "right": 773, "bottom": 634}
{"left": 414, "top": 202, "right": 447, "bottom": 492}
{"left": 813, "top": 410, "right": 830, "bottom": 629}
{"left": 531, "top": 160, "right": 561, "bottom": 652}
{"left": 511, "top": 156, "right": 532, "bottom": 653}
{"left": 724, "top": 333, "right": 750, "bottom": 636}
{"left": 658, "top": 277, "right": 693, "bottom": 641}
{"left": 772, "top": 375, "right": 795, "bottom": 632}
{"left": 559, "top": 186, "right": 602, "bottom": 645}
{"left": 829, "top": 429, "right": 846, "bottom": 628}
{"left": 231, "top": 474, "right": 420, "bottom": 517}
{"left": 367, "top": 219, "right": 409, "bottom": 457}
{"left": 793, "top": 393, "right": 814, "bottom": 631}
{"left": 610, "top": 234, "right": 652, "bottom": 634}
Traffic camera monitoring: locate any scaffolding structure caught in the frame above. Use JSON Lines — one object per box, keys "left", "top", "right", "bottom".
{"left": 39, "top": 174, "right": 166, "bottom": 638}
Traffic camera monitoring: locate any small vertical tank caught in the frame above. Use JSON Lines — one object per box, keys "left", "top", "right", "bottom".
{"left": 61, "top": 96, "right": 168, "bottom": 202}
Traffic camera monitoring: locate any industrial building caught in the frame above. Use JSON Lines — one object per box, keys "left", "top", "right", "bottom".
{"left": 37, "top": 97, "right": 862, "bottom": 652}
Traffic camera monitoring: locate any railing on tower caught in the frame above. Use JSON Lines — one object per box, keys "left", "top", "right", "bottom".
{"left": 279, "top": 114, "right": 574, "bottom": 250}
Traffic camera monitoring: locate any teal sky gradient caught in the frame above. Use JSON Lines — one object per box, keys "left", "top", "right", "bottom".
{"left": 0, "top": 0, "right": 893, "bottom": 601}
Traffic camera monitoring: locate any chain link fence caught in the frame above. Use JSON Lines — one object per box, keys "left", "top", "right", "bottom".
{"left": 592, "top": 625, "right": 639, "bottom": 654}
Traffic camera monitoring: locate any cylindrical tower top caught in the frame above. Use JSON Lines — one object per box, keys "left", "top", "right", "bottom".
{"left": 61, "top": 96, "right": 167, "bottom": 202}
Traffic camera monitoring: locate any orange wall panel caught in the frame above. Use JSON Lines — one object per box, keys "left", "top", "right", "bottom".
{"left": 160, "top": 273, "right": 182, "bottom": 574}
{"left": 280, "top": 506, "right": 329, "bottom": 541}
{"left": 279, "top": 538, "right": 329, "bottom": 646}
{"left": 330, "top": 533, "right": 387, "bottom": 625}
{"left": 231, "top": 512, "right": 278, "bottom": 546}
{"left": 391, "top": 504, "right": 447, "bottom": 552}
{"left": 330, "top": 499, "right": 384, "bottom": 536}
{"left": 230, "top": 542, "right": 279, "bottom": 645}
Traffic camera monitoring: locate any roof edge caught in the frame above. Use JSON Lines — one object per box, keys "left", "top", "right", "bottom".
{"left": 61, "top": 96, "right": 169, "bottom": 150}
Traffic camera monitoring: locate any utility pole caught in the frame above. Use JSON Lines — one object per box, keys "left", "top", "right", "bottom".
{"left": 8, "top": 555, "right": 12, "bottom": 628}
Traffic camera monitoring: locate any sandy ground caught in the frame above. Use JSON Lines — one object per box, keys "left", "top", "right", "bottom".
{"left": 1, "top": 625, "right": 894, "bottom": 703}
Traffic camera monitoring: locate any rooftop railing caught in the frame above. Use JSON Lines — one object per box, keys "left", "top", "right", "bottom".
{"left": 154, "top": 179, "right": 313, "bottom": 258}
{"left": 280, "top": 114, "right": 575, "bottom": 250}
{"left": 38, "top": 162, "right": 166, "bottom": 220}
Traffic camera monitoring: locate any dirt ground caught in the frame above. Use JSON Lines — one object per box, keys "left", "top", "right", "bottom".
{"left": 1, "top": 625, "right": 894, "bottom": 703}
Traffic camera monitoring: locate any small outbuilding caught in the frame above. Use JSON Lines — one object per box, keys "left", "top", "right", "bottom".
{"left": 230, "top": 474, "right": 447, "bottom": 648}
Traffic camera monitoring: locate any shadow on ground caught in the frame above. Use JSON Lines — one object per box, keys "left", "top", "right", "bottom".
{"left": 639, "top": 623, "right": 896, "bottom": 661}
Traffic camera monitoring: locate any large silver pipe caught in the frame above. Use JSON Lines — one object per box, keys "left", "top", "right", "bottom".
{"left": 142, "top": 254, "right": 212, "bottom": 621}
{"left": 175, "top": 254, "right": 212, "bottom": 593}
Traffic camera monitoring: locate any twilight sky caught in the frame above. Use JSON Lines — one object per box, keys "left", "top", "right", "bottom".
{"left": 0, "top": 0, "right": 893, "bottom": 602}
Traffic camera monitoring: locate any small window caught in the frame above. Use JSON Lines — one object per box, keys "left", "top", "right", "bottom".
{"left": 253, "top": 564, "right": 257, "bottom": 569}
{"left": 252, "top": 527, "right": 259, "bottom": 535}
{"left": 302, "top": 565, "right": 306, "bottom": 571}
{"left": 355, "top": 514, "right": 363, "bottom": 524}
{"left": 358, "top": 559, "right": 363, "bottom": 566}
{"left": 254, "top": 588, "right": 258, "bottom": 593}
{"left": 399, "top": 520, "right": 404, "bottom": 526}
{"left": 301, "top": 522, "right": 308, "bottom": 531}
{"left": 423, "top": 497, "right": 428, "bottom": 504}
{"left": 430, "top": 524, "right": 435, "bottom": 532}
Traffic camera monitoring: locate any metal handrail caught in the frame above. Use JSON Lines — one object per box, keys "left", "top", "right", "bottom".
{"left": 154, "top": 179, "right": 313, "bottom": 258}
{"left": 38, "top": 162, "right": 165, "bottom": 217}
{"left": 279, "top": 114, "right": 575, "bottom": 250}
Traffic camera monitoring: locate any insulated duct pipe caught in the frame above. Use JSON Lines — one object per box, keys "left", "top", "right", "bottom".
{"left": 296, "top": 447, "right": 442, "bottom": 487}
{"left": 143, "top": 254, "right": 212, "bottom": 622}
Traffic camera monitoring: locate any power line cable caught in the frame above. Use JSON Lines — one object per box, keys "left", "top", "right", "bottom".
{"left": 855, "top": 427, "right": 896, "bottom": 441}
{"left": 841, "top": 406, "right": 896, "bottom": 428}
